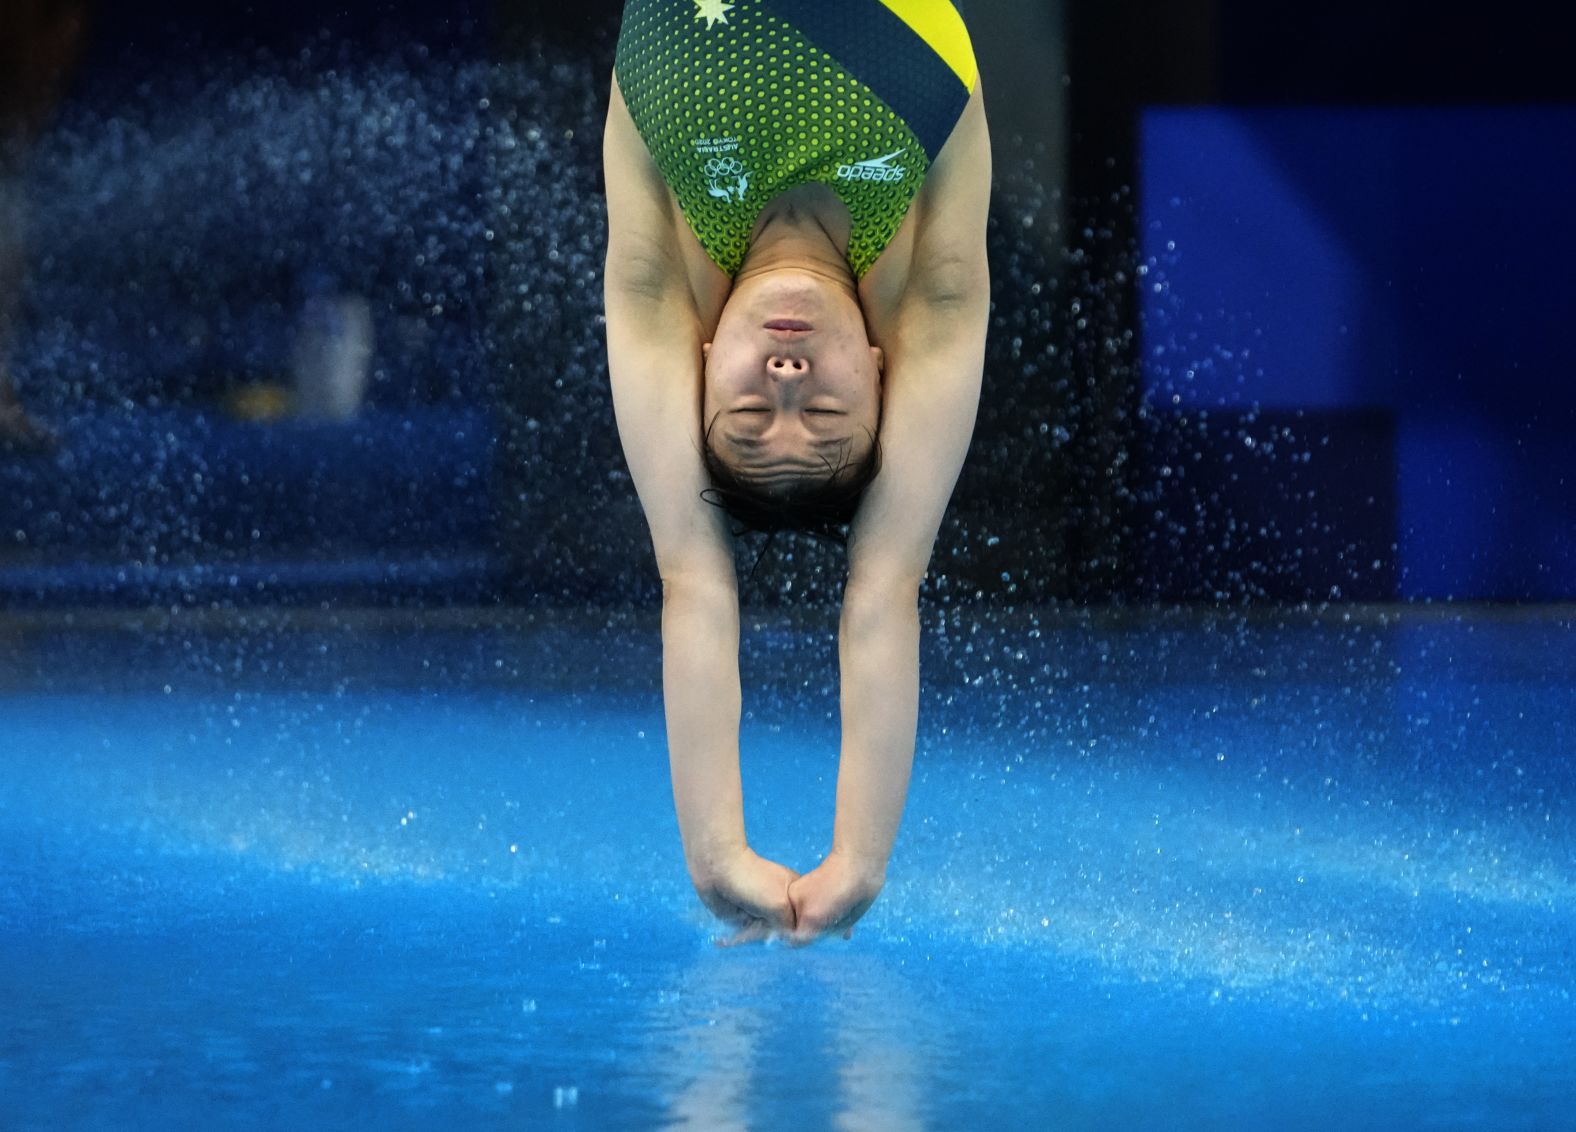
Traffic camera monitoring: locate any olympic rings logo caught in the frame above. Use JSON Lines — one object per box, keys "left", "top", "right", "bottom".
{"left": 704, "top": 156, "right": 744, "bottom": 178}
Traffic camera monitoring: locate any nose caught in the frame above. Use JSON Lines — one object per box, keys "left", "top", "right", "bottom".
{"left": 766, "top": 354, "right": 808, "bottom": 379}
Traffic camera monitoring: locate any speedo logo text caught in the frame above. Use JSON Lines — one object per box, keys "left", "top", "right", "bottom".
{"left": 835, "top": 149, "right": 907, "bottom": 183}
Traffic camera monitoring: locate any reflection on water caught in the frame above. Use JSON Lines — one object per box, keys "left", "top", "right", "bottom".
{"left": 825, "top": 958, "right": 930, "bottom": 1132}
{"left": 649, "top": 950, "right": 935, "bottom": 1132}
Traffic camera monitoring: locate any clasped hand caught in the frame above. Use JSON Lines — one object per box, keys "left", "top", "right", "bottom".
{"left": 693, "top": 845, "right": 885, "bottom": 947}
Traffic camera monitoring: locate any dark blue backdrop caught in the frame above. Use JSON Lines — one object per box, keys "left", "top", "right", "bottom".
{"left": 1141, "top": 107, "right": 1576, "bottom": 601}
{"left": 4, "top": 1, "right": 1574, "bottom": 606}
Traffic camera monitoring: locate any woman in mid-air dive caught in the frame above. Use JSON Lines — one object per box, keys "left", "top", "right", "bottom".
{"left": 602, "top": 0, "right": 989, "bottom": 943}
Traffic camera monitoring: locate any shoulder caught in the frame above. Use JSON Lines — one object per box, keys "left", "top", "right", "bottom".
{"left": 603, "top": 75, "right": 683, "bottom": 295}
{"left": 909, "top": 82, "right": 992, "bottom": 304}
{"left": 604, "top": 75, "right": 732, "bottom": 326}
{"left": 859, "top": 83, "right": 991, "bottom": 331}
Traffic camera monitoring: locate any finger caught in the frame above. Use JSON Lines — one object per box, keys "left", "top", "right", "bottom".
{"left": 716, "top": 919, "right": 774, "bottom": 948}
{"left": 792, "top": 901, "right": 866, "bottom": 946}
{"left": 728, "top": 895, "right": 793, "bottom": 933}
{"left": 785, "top": 911, "right": 815, "bottom": 947}
{"left": 699, "top": 889, "right": 759, "bottom": 933}
{"left": 701, "top": 885, "right": 783, "bottom": 929}
{"left": 788, "top": 914, "right": 833, "bottom": 947}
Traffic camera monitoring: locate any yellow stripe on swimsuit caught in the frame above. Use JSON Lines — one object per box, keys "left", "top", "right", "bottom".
{"left": 874, "top": 0, "right": 977, "bottom": 91}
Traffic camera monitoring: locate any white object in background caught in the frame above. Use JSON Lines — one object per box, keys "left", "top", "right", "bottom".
{"left": 291, "top": 294, "right": 373, "bottom": 420}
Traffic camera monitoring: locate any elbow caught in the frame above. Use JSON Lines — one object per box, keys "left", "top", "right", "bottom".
{"left": 845, "top": 554, "right": 925, "bottom": 608}
{"left": 659, "top": 568, "right": 737, "bottom": 610}
{"left": 841, "top": 571, "right": 922, "bottom": 634}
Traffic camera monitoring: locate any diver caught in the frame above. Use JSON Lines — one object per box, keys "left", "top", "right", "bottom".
{"left": 602, "top": 0, "right": 989, "bottom": 944}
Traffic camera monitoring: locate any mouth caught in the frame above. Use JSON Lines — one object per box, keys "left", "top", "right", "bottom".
{"left": 763, "top": 320, "right": 813, "bottom": 332}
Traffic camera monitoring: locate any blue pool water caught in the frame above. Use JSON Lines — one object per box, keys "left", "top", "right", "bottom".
{"left": 2, "top": 607, "right": 1573, "bottom": 1129}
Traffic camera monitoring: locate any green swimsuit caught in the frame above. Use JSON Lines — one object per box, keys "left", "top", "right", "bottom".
{"left": 614, "top": 0, "right": 977, "bottom": 278}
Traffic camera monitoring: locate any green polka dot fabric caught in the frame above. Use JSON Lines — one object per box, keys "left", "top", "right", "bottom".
{"left": 615, "top": 0, "right": 942, "bottom": 278}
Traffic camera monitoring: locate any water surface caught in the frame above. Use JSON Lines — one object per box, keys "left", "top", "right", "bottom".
{"left": 3, "top": 607, "right": 1572, "bottom": 1129}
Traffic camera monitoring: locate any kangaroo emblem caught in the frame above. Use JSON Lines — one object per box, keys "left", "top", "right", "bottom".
{"left": 703, "top": 156, "right": 749, "bottom": 203}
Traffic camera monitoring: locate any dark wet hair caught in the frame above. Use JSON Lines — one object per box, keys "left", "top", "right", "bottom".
{"left": 700, "top": 415, "right": 882, "bottom": 545}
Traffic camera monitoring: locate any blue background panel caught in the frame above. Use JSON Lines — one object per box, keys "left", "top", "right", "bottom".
{"left": 1140, "top": 107, "right": 1576, "bottom": 600}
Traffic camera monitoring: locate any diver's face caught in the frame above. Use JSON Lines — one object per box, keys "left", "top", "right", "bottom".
{"left": 702, "top": 267, "right": 884, "bottom": 483}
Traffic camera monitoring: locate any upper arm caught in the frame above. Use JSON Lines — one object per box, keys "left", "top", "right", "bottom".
{"left": 603, "top": 76, "right": 684, "bottom": 293}
{"left": 603, "top": 78, "right": 736, "bottom": 584}
{"left": 908, "top": 82, "right": 993, "bottom": 305}
{"left": 847, "top": 86, "right": 992, "bottom": 591}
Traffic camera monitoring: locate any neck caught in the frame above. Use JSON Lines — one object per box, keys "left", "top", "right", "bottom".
{"left": 735, "top": 197, "right": 855, "bottom": 290}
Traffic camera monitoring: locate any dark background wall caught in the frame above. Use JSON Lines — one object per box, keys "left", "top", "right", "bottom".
{"left": 1116, "top": 0, "right": 1576, "bottom": 601}
{"left": 1056, "top": 0, "right": 1575, "bottom": 603}
{"left": 0, "top": 0, "right": 1571, "bottom": 608}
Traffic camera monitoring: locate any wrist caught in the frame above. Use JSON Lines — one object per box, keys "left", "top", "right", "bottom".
{"left": 684, "top": 830, "right": 751, "bottom": 887}
{"left": 828, "top": 842, "right": 889, "bottom": 887}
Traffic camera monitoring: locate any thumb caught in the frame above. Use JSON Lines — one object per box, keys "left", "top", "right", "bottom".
{"left": 784, "top": 876, "right": 819, "bottom": 933}
{"left": 786, "top": 880, "right": 830, "bottom": 944}
{"left": 785, "top": 873, "right": 809, "bottom": 921}
{"left": 771, "top": 884, "right": 798, "bottom": 931}
{"left": 756, "top": 868, "right": 797, "bottom": 930}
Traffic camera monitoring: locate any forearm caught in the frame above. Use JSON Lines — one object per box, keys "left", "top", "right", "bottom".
{"left": 660, "top": 573, "right": 747, "bottom": 881}
{"left": 833, "top": 577, "right": 922, "bottom": 875}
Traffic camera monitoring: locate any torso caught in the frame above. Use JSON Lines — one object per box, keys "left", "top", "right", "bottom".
{"left": 615, "top": 0, "right": 974, "bottom": 338}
